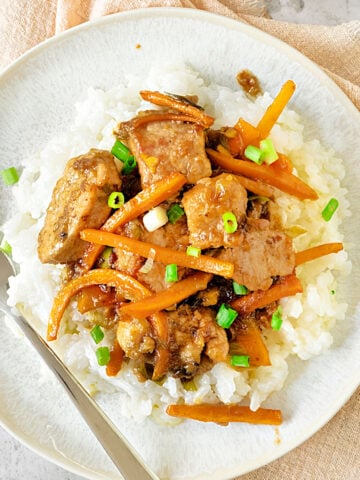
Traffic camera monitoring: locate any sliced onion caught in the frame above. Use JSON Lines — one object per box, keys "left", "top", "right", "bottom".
{"left": 139, "top": 248, "right": 156, "bottom": 274}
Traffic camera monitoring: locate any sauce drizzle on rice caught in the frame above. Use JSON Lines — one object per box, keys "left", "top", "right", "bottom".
{"left": 2, "top": 65, "right": 349, "bottom": 423}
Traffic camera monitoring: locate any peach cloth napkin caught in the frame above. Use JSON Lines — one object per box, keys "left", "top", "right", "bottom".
{"left": 0, "top": 1, "right": 359, "bottom": 479}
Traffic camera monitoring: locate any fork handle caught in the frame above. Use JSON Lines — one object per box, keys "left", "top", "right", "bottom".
{"left": 0, "top": 305, "right": 158, "bottom": 480}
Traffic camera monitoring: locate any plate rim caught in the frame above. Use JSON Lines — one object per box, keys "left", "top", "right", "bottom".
{"left": 0, "top": 7, "right": 359, "bottom": 480}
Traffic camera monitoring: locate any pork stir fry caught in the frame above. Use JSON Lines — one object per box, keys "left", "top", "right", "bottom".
{"left": 39, "top": 82, "right": 338, "bottom": 407}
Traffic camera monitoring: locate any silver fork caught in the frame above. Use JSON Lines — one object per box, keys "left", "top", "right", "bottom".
{"left": 0, "top": 250, "right": 158, "bottom": 480}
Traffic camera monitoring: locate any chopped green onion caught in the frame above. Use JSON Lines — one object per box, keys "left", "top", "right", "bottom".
{"left": 111, "top": 140, "right": 131, "bottom": 161}
{"left": 216, "top": 303, "right": 238, "bottom": 328}
{"left": 271, "top": 306, "right": 283, "bottom": 331}
{"left": 233, "top": 282, "right": 248, "bottom": 295}
{"left": 230, "top": 355, "right": 250, "bottom": 368}
{"left": 122, "top": 155, "right": 137, "bottom": 175}
{"left": 90, "top": 325, "right": 105, "bottom": 344}
{"left": 99, "top": 247, "right": 112, "bottom": 269}
{"left": 0, "top": 239, "right": 12, "bottom": 256}
{"left": 222, "top": 212, "right": 238, "bottom": 234}
{"left": 259, "top": 138, "right": 279, "bottom": 164}
{"left": 331, "top": 289, "right": 335, "bottom": 295}
{"left": 186, "top": 245, "right": 201, "bottom": 257}
{"left": 167, "top": 204, "right": 185, "bottom": 224}
{"left": 95, "top": 346, "right": 110, "bottom": 366}
{"left": 244, "top": 145, "right": 263, "bottom": 164}
{"left": 1, "top": 167, "right": 19, "bottom": 186}
{"left": 321, "top": 198, "right": 339, "bottom": 222}
{"left": 108, "top": 191, "right": 125, "bottom": 209}
{"left": 165, "top": 264, "right": 178, "bottom": 282}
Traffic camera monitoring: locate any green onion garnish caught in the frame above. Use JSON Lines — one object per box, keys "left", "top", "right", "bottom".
{"left": 0, "top": 239, "right": 12, "bottom": 256}
{"left": 95, "top": 346, "right": 110, "bottom": 366}
{"left": 1, "top": 167, "right": 19, "bottom": 186}
{"left": 259, "top": 138, "right": 279, "bottom": 164}
{"left": 233, "top": 282, "right": 248, "bottom": 295}
{"left": 122, "top": 155, "right": 137, "bottom": 175}
{"left": 165, "top": 264, "right": 178, "bottom": 282}
{"left": 167, "top": 204, "right": 185, "bottom": 224}
{"left": 216, "top": 304, "right": 238, "bottom": 328}
{"left": 222, "top": 212, "right": 238, "bottom": 234}
{"left": 111, "top": 140, "right": 131, "bottom": 161}
{"left": 321, "top": 198, "right": 339, "bottom": 221}
{"left": 244, "top": 145, "right": 263, "bottom": 164}
{"left": 99, "top": 247, "right": 112, "bottom": 269}
{"left": 90, "top": 325, "right": 105, "bottom": 344}
{"left": 108, "top": 191, "right": 125, "bottom": 209}
{"left": 230, "top": 355, "right": 250, "bottom": 368}
{"left": 271, "top": 306, "right": 283, "bottom": 331}
{"left": 186, "top": 245, "right": 201, "bottom": 257}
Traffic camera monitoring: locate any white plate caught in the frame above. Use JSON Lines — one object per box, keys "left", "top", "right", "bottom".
{"left": 0, "top": 7, "right": 359, "bottom": 480}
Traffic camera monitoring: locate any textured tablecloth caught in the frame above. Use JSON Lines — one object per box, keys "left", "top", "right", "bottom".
{"left": 0, "top": 1, "right": 359, "bottom": 479}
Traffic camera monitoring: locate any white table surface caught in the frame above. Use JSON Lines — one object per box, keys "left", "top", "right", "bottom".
{"left": 1, "top": 1, "right": 359, "bottom": 479}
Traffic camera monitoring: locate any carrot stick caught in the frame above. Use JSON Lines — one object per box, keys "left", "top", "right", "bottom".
{"left": 47, "top": 269, "right": 151, "bottom": 341}
{"left": 230, "top": 274, "right": 303, "bottom": 315}
{"left": 234, "top": 174, "right": 275, "bottom": 198}
{"left": 230, "top": 318, "right": 271, "bottom": 367}
{"left": 234, "top": 118, "right": 261, "bottom": 147}
{"left": 295, "top": 242, "right": 343, "bottom": 266}
{"left": 140, "top": 90, "right": 214, "bottom": 128}
{"left": 80, "top": 229, "right": 234, "bottom": 278}
{"left": 106, "top": 340, "right": 124, "bottom": 377}
{"left": 207, "top": 148, "right": 318, "bottom": 200}
{"left": 166, "top": 403, "right": 282, "bottom": 425}
{"left": 79, "top": 172, "right": 186, "bottom": 273}
{"left": 148, "top": 310, "right": 170, "bottom": 380}
{"left": 76, "top": 285, "right": 118, "bottom": 314}
{"left": 119, "top": 272, "right": 213, "bottom": 318}
{"left": 257, "top": 80, "right": 296, "bottom": 139}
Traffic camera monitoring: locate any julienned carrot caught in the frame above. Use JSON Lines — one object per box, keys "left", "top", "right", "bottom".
{"left": 234, "top": 118, "right": 261, "bottom": 148}
{"left": 234, "top": 174, "right": 275, "bottom": 199}
{"left": 119, "top": 272, "right": 213, "bottom": 318}
{"left": 295, "top": 242, "right": 343, "bottom": 266}
{"left": 230, "top": 274, "right": 303, "bottom": 315}
{"left": 230, "top": 318, "right": 271, "bottom": 367}
{"left": 257, "top": 80, "right": 296, "bottom": 139}
{"left": 106, "top": 340, "right": 124, "bottom": 377}
{"left": 47, "top": 269, "right": 151, "bottom": 341}
{"left": 139, "top": 90, "right": 215, "bottom": 128}
{"left": 207, "top": 148, "right": 318, "bottom": 200}
{"left": 131, "top": 112, "right": 207, "bottom": 128}
{"left": 80, "top": 229, "right": 234, "bottom": 278}
{"left": 79, "top": 172, "right": 187, "bottom": 273}
{"left": 149, "top": 310, "right": 170, "bottom": 380}
{"left": 76, "top": 285, "right": 118, "bottom": 314}
{"left": 166, "top": 403, "right": 282, "bottom": 425}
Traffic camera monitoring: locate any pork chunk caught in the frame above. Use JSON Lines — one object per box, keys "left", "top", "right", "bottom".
{"left": 218, "top": 225, "right": 295, "bottom": 291}
{"left": 38, "top": 149, "right": 121, "bottom": 264}
{"left": 182, "top": 173, "right": 247, "bottom": 249}
{"left": 167, "top": 305, "right": 229, "bottom": 378}
{"left": 119, "top": 116, "right": 211, "bottom": 187}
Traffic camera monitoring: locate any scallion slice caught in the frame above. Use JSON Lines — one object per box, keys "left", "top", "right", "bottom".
{"left": 0, "top": 239, "right": 12, "bottom": 256}
{"left": 271, "top": 306, "right": 283, "bottom": 331}
{"left": 95, "top": 346, "right": 110, "bottom": 366}
{"left": 167, "top": 204, "right": 185, "bottom": 224}
{"left": 259, "top": 138, "right": 279, "bottom": 164}
{"left": 244, "top": 145, "right": 263, "bottom": 164}
{"left": 90, "top": 325, "right": 105, "bottom": 344}
{"left": 1, "top": 167, "right": 19, "bottom": 186}
{"left": 230, "top": 355, "right": 250, "bottom": 368}
{"left": 122, "top": 155, "right": 137, "bottom": 175}
{"left": 186, "top": 245, "right": 201, "bottom": 257}
{"left": 216, "top": 304, "right": 238, "bottom": 328}
{"left": 233, "top": 282, "right": 248, "bottom": 295}
{"left": 321, "top": 198, "right": 339, "bottom": 221}
{"left": 222, "top": 212, "right": 238, "bottom": 234}
{"left": 111, "top": 140, "right": 131, "bottom": 161}
{"left": 108, "top": 191, "right": 125, "bottom": 209}
{"left": 165, "top": 264, "right": 178, "bottom": 282}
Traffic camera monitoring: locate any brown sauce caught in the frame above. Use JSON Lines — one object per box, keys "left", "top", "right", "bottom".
{"left": 237, "top": 70, "right": 262, "bottom": 97}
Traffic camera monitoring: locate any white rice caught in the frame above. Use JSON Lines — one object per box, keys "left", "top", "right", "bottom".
{"left": 2, "top": 63, "right": 351, "bottom": 421}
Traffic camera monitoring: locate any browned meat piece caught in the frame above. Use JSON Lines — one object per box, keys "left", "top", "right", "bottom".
{"left": 117, "top": 317, "right": 155, "bottom": 360}
{"left": 113, "top": 219, "right": 144, "bottom": 276}
{"left": 218, "top": 222, "right": 295, "bottom": 291}
{"left": 182, "top": 173, "right": 247, "bottom": 249}
{"left": 38, "top": 149, "right": 121, "bottom": 264}
{"left": 167, "top": 305, "right": 229, "bottom": 378}
{"left": 117, "top": 115, "right": 211, "bottom": 187}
